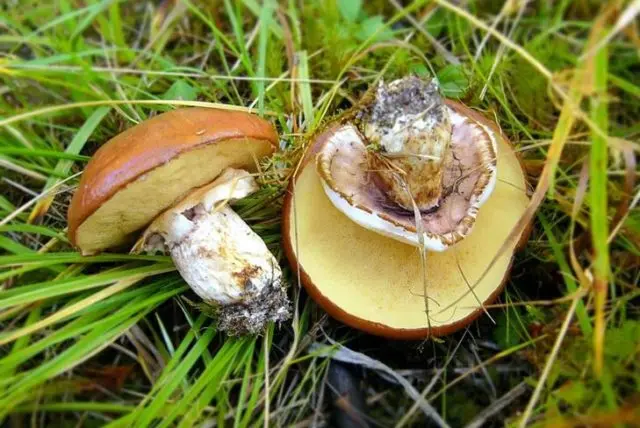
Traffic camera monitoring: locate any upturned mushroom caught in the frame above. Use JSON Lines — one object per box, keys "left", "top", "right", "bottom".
{"left": 283, "top": 77, "right": 530, "bottom": 339}
{"left": 68, "top": 108, "right": 290, "bottom": 335}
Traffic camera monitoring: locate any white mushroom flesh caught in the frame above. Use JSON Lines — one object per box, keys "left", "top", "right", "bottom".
{"left": 167, "top": 204, "right": 281, "bottom": 305}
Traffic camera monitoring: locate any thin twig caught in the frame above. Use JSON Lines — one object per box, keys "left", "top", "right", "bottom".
{"left": 465, "top": 382, "right": 529, "bottom": 428}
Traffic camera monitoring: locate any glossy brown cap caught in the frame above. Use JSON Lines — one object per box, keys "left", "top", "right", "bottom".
{"left": 68, "top": 108, "right": 277, "bottom": 253}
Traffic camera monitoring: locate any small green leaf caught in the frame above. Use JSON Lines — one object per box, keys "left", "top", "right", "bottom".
{"left": 524, "top": 304, "right": 545, "bottom": 322}
{"left": 356, "top": 16, "right": 393, "bottom": 42}
{"left": 436, "top": 65, "right": 469, "bottom": 98}
{"left": 492, "top": 311, "right": 523, "bottom": 349}
{"left": 554, "top": 381, "right": 589, "bottom": 407}
{"left": 409, "top": 63, "right": 430, "bottom": 77}
{"left": 338, "top": 0, "right": 362, "bottom": 23}
{"left": 604, "top": 321, "right": 640, "bottom": 360}
{"left": 163, "top": 80, "right": 198, "bottom": 101}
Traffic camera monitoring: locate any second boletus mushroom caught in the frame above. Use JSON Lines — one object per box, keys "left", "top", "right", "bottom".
{"left": 283, "top": 77, "right": 530, "bottom": 339}
{"left": 68, "top": 108, "right": 289, "bottom": 335}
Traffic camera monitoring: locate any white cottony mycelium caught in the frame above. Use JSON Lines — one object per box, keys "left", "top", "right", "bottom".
{"left": 138, "top": 168, "right": 289, "bottom": 335}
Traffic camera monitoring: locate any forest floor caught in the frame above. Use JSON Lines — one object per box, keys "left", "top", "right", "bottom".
{"left": 0, "top": 0, "right": 639, "bottom": 426}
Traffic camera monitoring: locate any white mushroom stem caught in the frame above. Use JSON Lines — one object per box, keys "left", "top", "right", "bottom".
{"left": 317, "top": 95, "right": 498, "bottom": 252}
{"left": 359, "top": 77, "right": 453, "bottom": 212}
{"left": 138, "top": 168, "right": 289, "bottom": 335}
{"left": 168, "top": 204, "right": 281, "bottom": 305}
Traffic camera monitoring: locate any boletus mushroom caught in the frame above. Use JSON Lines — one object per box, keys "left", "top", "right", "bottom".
{"left": 68, "top": 108, "right": 290, "bottom": 335}
{"left": 283, "top": 77, "right": 530, "bottom": 339}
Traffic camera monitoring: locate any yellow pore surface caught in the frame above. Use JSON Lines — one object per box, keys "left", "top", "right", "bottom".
{"left": 76, "top": 138, "right": 272, "bottom": 254}
{"left": 287, "top": 134, "right": 529, "bottom": 332}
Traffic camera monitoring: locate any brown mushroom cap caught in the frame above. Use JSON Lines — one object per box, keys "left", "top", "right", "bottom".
{"left": 283, "top": 101, "right": 530, "bottom": 339}
{"left": 68, "top": 108, "right": 277, "bottom": 255}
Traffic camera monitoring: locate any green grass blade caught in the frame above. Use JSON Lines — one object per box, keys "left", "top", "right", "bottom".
{"left": 156, "top": 339, "right": 248, "bottom": 427}
{"left": 0, "top": 284, "right": 181, "bottom": 416}
{"left": 296, "top": 50, "right": 314, "bottom": 129}
{"left": 0, "top": 252, "right": 170, "bottom": 266}
{"left": 538, "top": 212, "right": 591, "bottom": 336}
{"left": 128, "top": 321, "right": 217, "bottom": 427}
{"left": 0, "top": 264, "right": 174, "bottom": 309}
{"left": 589, "top": 40, "right": 612, "bottom": 381}
{"left": 0, "top": 280, "right": 185, "bottom": 376}
{"left": 256, "top": 2, "right": 273, "bottom": 116}
{"left": 0, "top": 147, "right": 89, "bottom": 161}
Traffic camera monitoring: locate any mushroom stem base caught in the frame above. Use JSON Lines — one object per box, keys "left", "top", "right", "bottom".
{"left": 210, "top": 280, "right": 290, "bottom": 336}
{"left": 164, "top": 204, "right": 290, "bottom": 335}
{"left": 369, "top": 154, "right": 445, "bottom": 212}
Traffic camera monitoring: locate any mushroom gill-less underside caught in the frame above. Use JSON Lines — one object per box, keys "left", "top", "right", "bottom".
{"left": 67, "top": 108, "right": 277, "bottom": 255}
